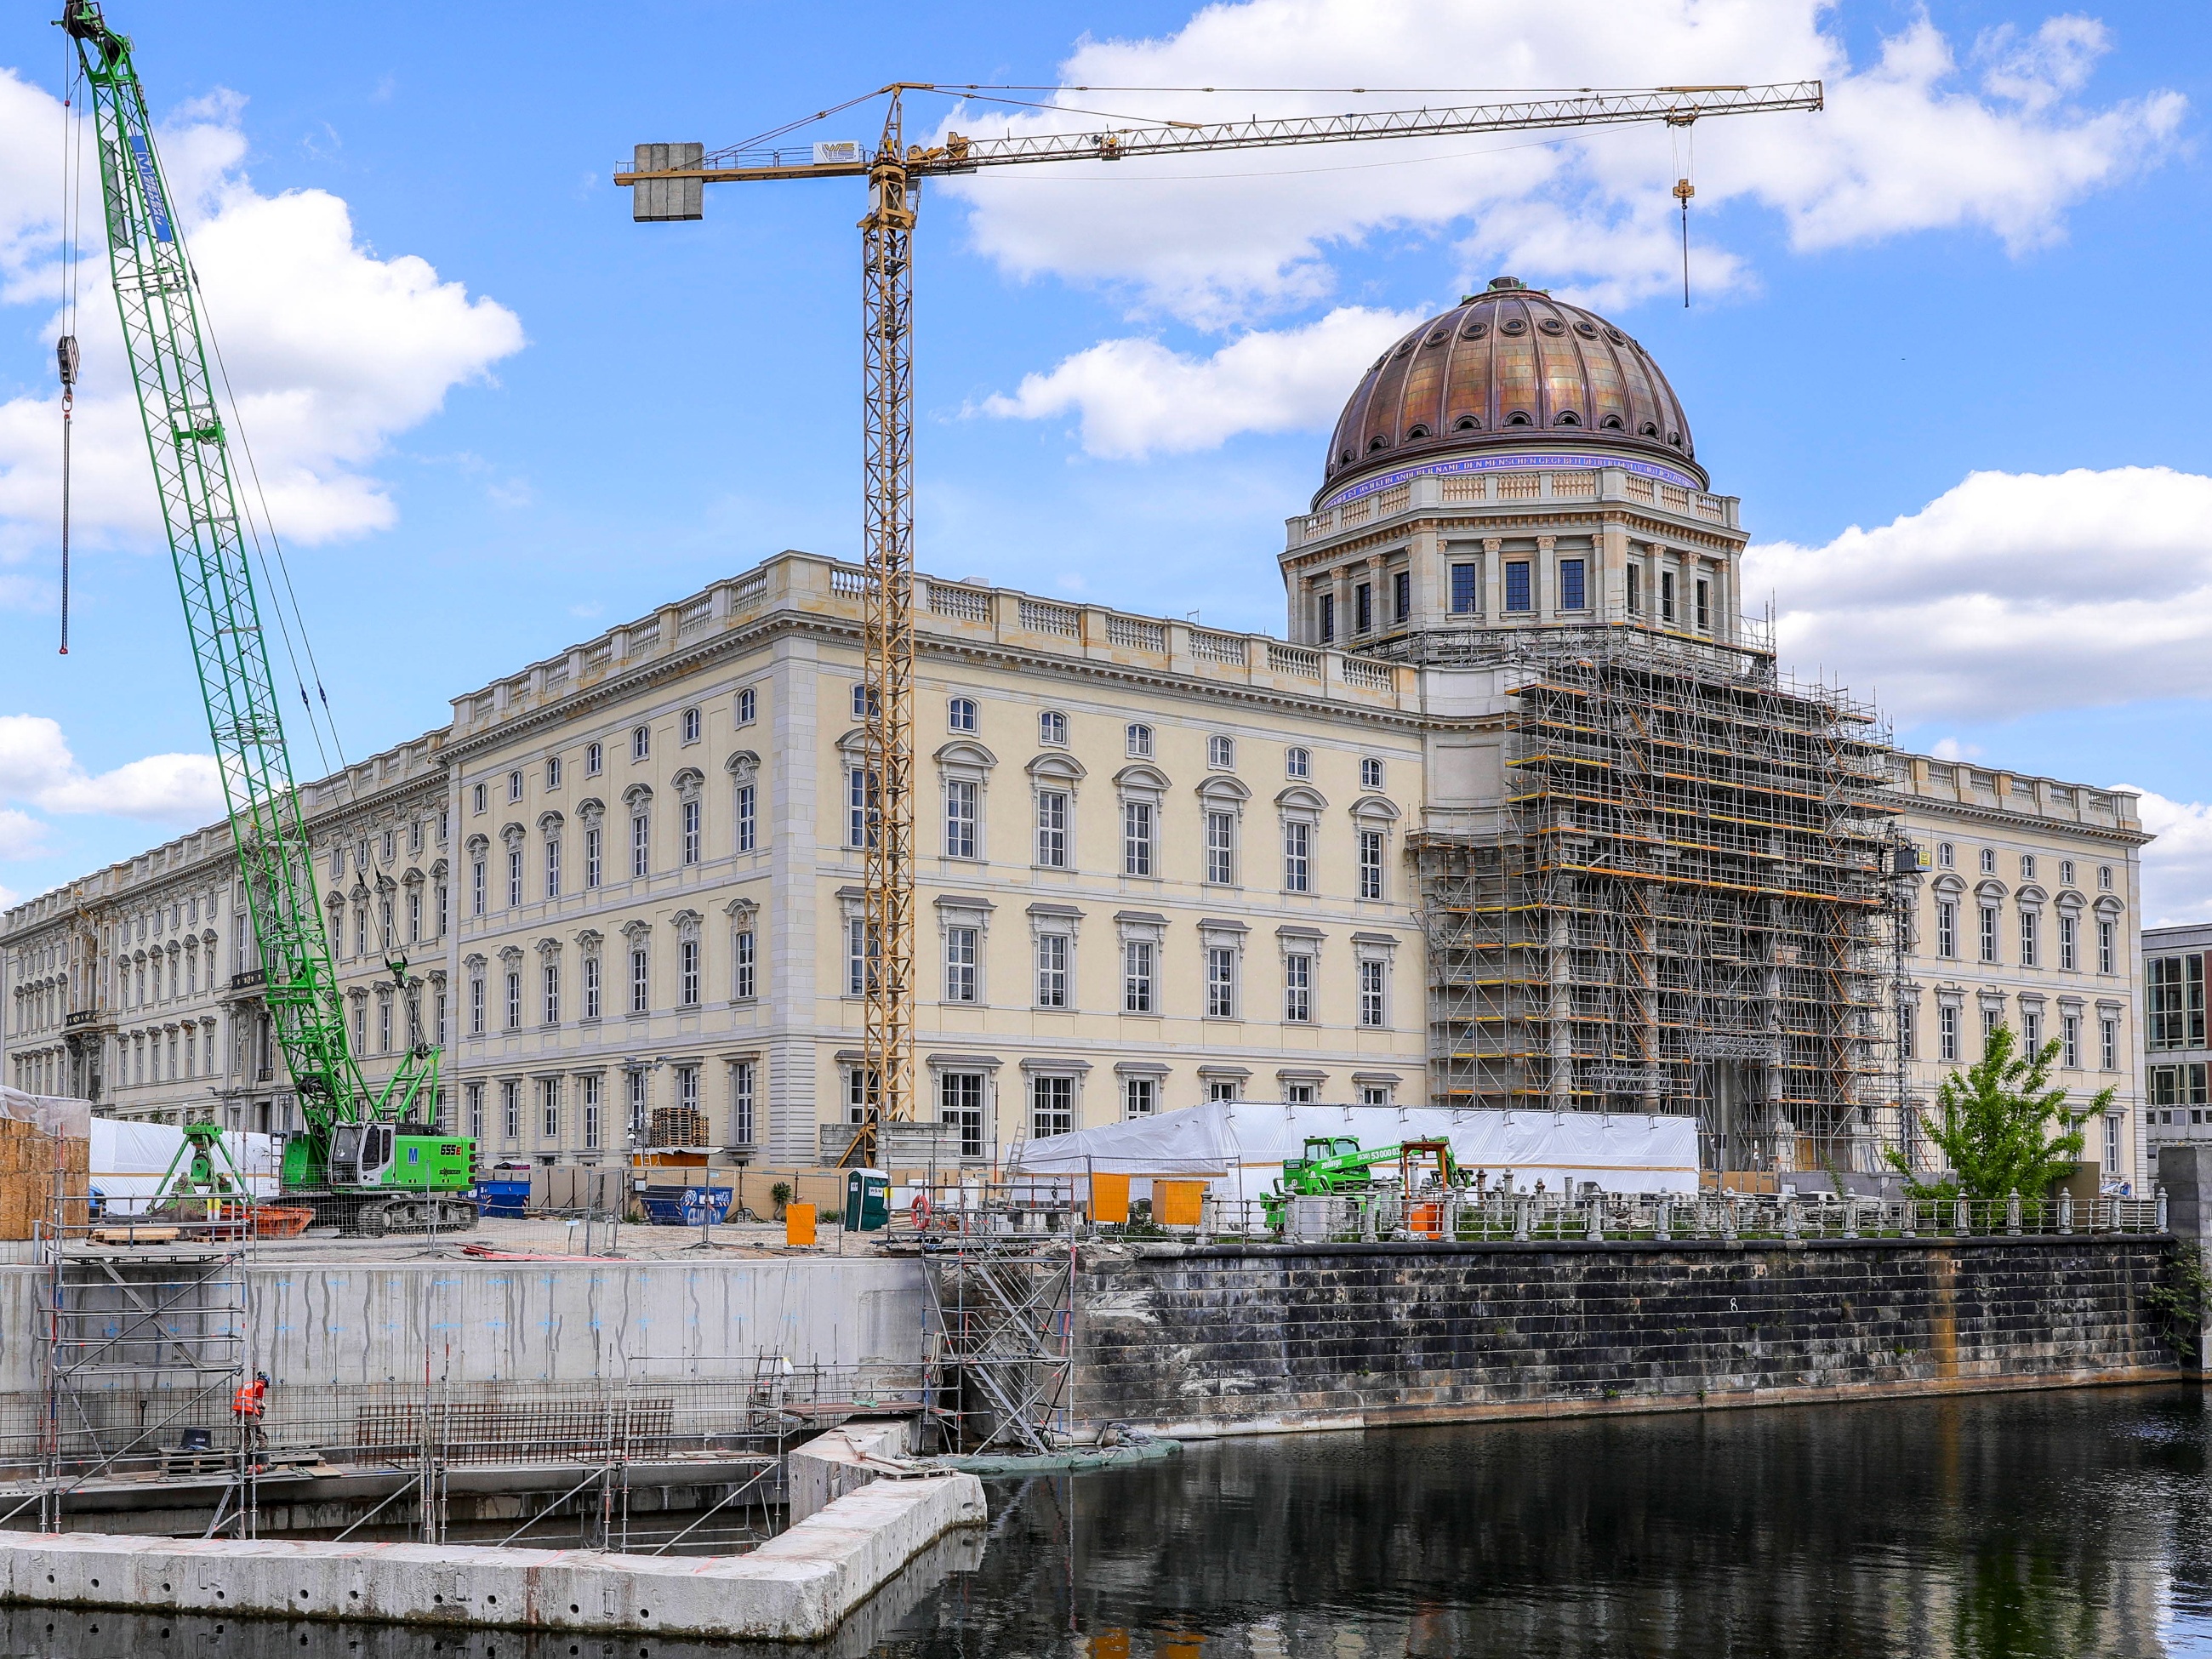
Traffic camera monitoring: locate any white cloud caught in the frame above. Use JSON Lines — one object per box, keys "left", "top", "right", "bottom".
{"left": 0, "top": 715, "right": 221, "bottom": 824}
{"left": 938, "top": 0, "right": 2181, "bottom": 327}
{"left": 0, "top": 809, "right": 45, "bottom": 861}
{"left": 1745, "top": 467, "right": 2212, "bottom": 725}
{"left": 0, "top": 69, "right": 524, "bottom": 573}
{"left": 978, "top": 305, "right": 1420, "bottom": 459}
{"left": 2128, "top": 789, "right": 2212, "bottom": 926}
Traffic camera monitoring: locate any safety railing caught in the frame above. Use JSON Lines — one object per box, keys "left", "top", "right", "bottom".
{"left": 1169, "top": 1189, "right": 2166, "bottom": 1246}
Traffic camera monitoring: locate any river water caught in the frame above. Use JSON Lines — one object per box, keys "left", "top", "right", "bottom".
{"left": 1, "top": 1385, "right": 2208, "bottom": 1659}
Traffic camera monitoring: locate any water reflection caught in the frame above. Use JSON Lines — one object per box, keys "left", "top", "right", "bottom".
{"left": 0, "top": 1388, "right": 2207, "bottom": 1659}
{"left": 893, "top": 1386, "right": 2212, "bottom": 1658}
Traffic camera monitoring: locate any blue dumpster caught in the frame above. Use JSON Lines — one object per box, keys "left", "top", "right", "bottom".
{"left": 641, "top": 1184, "right": 732, "bottom": 1227}
{"left": 476, "top": 1179, "right": 531, "bottom": 1219}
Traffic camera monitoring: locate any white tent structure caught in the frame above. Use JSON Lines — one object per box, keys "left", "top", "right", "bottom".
{"left": 0, "top": 1090, "right": 281, "bottom": 1215}
{"left": 1006, "top": 1102, "right": 1699, "bottom": 1198}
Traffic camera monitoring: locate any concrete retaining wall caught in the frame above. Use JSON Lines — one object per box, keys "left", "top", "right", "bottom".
{"left": 1070, "top": 1234, "right": 2180, "bottom": 1436}
{"left": 0, "top": 1468, "right": 985, "bottom": 1640}
{"left": 0, "top": 1255, "right": 931, "bottom": 1394}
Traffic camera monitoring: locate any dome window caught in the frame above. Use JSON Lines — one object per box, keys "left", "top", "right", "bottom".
{"left": 1639, "top": 421, "right": 1659, "bottom": 437}
{"left": 1573, "top": 321, "right": 1599, "bottom": 339}
{"left": 1605, "top": 328, "right": 1628, "bottom": 345}
{"left": 1668, "top": 430, "right": 1683, "bottom": 446}
{"left": 1422, "top": 328, "right": 1450, "bottom": 347}
{"left": 1339, "top": 448, "right": 1355, "bottom": 465}
{"left": 1537, "top": 317, "right": 1565, "bottom": 335}
{"left": 1500, "top": 318, "right": 1528, "bottom": 336}
{"left": 1554, "top": 411, "right": 1581, "bottom": 427}
{"left": 1405, "top": 424, "right": 1432, "bottom": 441}
{"left": 1461, "top": 321, "right": 1490, "bottom": 340}
{"left": 1453, "top": 415, "right": 1481, "bottom": 431}
{"left": 1368, "top": 436, "right": 1390, "bottom": 453}
{"left": 1392, "top": 339, "right": 1415, "bottom": 358}
{"left": 1600, "top": 414, "right": 1624, "bottom": 430}
{"left": 1504, "top": 411, "right": 1532, "bottom": 427}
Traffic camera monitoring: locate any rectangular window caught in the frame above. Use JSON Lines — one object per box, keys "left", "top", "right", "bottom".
{"left": 630, "top": 947, "right": 648, "bottom": 1015}
{"left": 632, "top": 726, "right": 650, "bottom": 762}
{"left": 847, "top": 917, "right": 869, "bottom": 997}
{"left": 944, "top": 926, "right": 978, "bottom": 1003}
{"left": 1123, "top": 1075, "right": 1157, "bottom": 1118}
{"left": 1284, "top": 952, "right": 1313, "bottom": 1023}
{"left": 1123, "top": 801, "right": 1154, "bottom": 876}
{"left": 465, "top": 1081, "right": 484, "bottom": 1141}
{"left": 1936, "top": 901, "right": 1956, "bottom": 959}
{"left": 583, "top": 1074, "right": 601, "bottom": 1151}
{"left": 1317, "top": 591, "right": 1335, "bottom": 642}
{"left": 1035, "top": 790, "right": 1069, "bottom": 869}
{"left": 1359, "top": 961, "right": 1387, "bottom": 1028}
{"left": 434, "top": 989, "right": 447, "bottom": 1046}
{"left": 1627, "top": 564, "right": 1641, "bottom": 615}
{"left": 2150, "top": 955, "right": 2205, "bottom": 1049}
{"left": 1391, "top": 569, "right": 1410, "bottom": 622}
{"left": 1358, "top": 830, "right": 1387, "bottom": 900}
{"left": 630, "top": 813, "right": 650, "bottom": 878}
{"left": 681, "top": 800, "right": 701, "bottom": 866}
{"left": 542, "top": 961, "right": 559, "bottom": 1025}
{"left": 733, "top": 930, "right": 756, "bottom": 1001}
{"left": 2104, "top": 1114, "right": 2119, "bottom": 1174}
{"left": 1206, "top": 811, "right": 1235, "bottom": 886}
{"left": 1979, "top": 905, "right": 1998, "bottom": 964}
{"left": 1036, "top": 933, "right": 1069, "bottom": 1009}
{"left": 505, "top": 848, "right": 522, "bottom": 909}
{"left": 2102, "top": 1017, "right": 2118, "bottom": 1070}
{"left": 1696, "top": 577, "right": 1711, "bottom": 630}
{"left": 1504, "top": 561, "right": 1531, "bottom": 613}
{"left": 2057, "top": 1013, "right": 2079, "bottom": 1069}
{"left": 378, "top": 995, "right": 393, "bottom": 1053}
{"left": 583, "top": 955, "right": 601, "bottom": 1019}
{"left": 736, "top": 784, "right": 756, "bottom": 852}
{"left": 1030, "top": 1075, "right": 1075, "bottom": 1140}
{"left": 2059, "top": 914, "right": 2078, "bottom": 971}
{"left": 504, "top": 971, "right": 521, "bottom": 1030}
{"left": 408, "top": 888, "right": 422, "bottom": 944}
{"left": 584, "top": 825, "right": 601, "bottom": 888}
{"left": 1123, "top": 939, "right": 1154, "bottom": 1014}
{"left": 679, "top": 938, "right": 699, "bottom": 1006}
{"left": 1661, "top": 570, "right": 1677, "bottom": 623}
{"left": 2023, "top": 1006, "right": 2043, "bottom": 1053}
{"left": 629, "top": 1069, "right": 648, "bottom": 1142}
{"left": 545, "top": 837, "right": 562, "bottom": 900}
{"left": 1354, "top": 582, "right": 1371, "bottom": 634}
{"left": 545, "top": 757, "right": 561, "bottom": 792}
{"left": 1559, "top": 557, "right": 1586, "bottom": 612}
{"left": 945, "top": 780, "right": 978, "bottom": 858}
{"left": 1206, "top": 946, "right": 1237, "bottom": 1018}
{"left": 1898, "top": 1000, "right": 1915, "bottom": 1060}
{"left": 541, "top": 1078, "right": 561, "bottom": 1143}
{"left": 2098, "top": 920, "right": 2116, "bottom": 976}
{"left": 730, "top": 1061, "right": 755, "bottom": 1147}
{"left": 501, "top": 1079, "right": 520, "bottom": 1143}
{"left": 940, "top": 1071, "right": 984, "bottom": 1159}
{"left": 1450, "top": 563, "right": 1478, "bottom": 614}
{"left": 1939, "top": 1005, "right": 1959, "bottom": 1063}
{"left": 1981, "top": 1006, "right": 1999, "bottom": 1054}
{"left": 847, "top": 767, "right": 879, "bottom": 849}
{"left": 506, "top": 771, "right": 522, "bottom": 804}
{"left": 470, "top": 975, "right": 486, "bottom": 1037}
{"left": 676, "top": 1064, "right": 699, "bottom": 1130}
{"left": 1283, "top": 820, "right": 1311, "bottom": 893}
{"left": 2020, "top": 910, "right": 2038, "bottom": 968}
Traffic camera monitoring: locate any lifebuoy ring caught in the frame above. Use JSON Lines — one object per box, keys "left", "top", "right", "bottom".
{"left": 909, "top": 1192, "right": 932, "bottom": 1230}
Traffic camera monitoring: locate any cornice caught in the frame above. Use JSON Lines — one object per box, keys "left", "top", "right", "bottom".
{"left": 1284, "top": 505, "right": 1742, "bottom": 572}
{"left": 1889, "top": 791, "right": 2150, "bottom": 848}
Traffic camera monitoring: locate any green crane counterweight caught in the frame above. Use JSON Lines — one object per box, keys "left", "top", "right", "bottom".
{"left": 60, "top": 1, "right": 474, "bottom": 1234}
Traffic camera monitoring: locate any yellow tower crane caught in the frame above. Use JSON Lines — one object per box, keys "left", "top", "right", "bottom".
{"left": 616, "top": 80, "right": 1822, "bottom": 1166}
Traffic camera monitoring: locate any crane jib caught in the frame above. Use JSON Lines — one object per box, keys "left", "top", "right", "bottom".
{"left": 125, "top": 134, "right": 172, "bottom": 242}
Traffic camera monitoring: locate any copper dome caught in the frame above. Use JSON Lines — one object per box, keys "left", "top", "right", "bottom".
{"left": 1318, "top": 278, "right": 1699, "bottom": 505}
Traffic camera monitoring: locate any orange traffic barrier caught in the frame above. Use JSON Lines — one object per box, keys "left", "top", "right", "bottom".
{"left": 1154, "top": 1180, "right": 1205, "bottom": 1228}
{"left": 1091, "top": 1172, "right": 1131, "bottom": 1225}
{"left": 785, "top": 1205, "right": 817, "bottom": 1246}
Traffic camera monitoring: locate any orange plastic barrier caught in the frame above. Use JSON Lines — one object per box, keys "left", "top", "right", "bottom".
{"left": 1154, "top": 1180, "right": 1206, "bottom": 1227}
{"left": 1408, "top": 1200, "right": 1445, "bottom": 1239}
{"left": 1090, "top": 1172, "right": 1132, "bottom": 1225}
{"left": 785, "top": 1205, "right": 817, "bottom": 1246}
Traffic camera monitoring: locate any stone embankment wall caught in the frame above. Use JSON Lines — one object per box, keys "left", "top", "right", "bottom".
{"left": 1071, "top": 1236, "right": 2179, "bottom": 1437}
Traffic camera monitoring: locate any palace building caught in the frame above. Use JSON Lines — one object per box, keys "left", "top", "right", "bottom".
{"left": 2, "top": 278, "right": 2151, "bottom": 1187}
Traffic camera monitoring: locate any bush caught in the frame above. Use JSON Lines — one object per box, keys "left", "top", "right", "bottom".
{"left": 1888, "top": 1023, "right": 2107, "bottom": 1201}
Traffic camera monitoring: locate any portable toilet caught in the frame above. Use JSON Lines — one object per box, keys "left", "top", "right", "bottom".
{"left": 844, "top": 1167, "right": 891, "bottom": 1233}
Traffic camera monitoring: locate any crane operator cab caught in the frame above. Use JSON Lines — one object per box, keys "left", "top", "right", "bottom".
{"left": 328, "top": 1122, "right": 395, "bottom": 1187}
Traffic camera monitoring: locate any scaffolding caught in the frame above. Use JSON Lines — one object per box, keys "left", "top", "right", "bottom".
{"left": 920, "top": 1191, "right": 1076, "bottom": 1455}
{"left": 1417, "top": 627, "right": 1905, "bottom": 1177}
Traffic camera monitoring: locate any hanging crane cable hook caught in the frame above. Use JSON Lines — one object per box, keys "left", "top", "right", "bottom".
{"left": 1667, "top": 111, "right": 1696, "bottom": 309}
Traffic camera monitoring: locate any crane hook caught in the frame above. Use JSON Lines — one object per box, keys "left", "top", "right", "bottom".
{"left": 1673, "top": 178, "right": 1695, "bottom": 309}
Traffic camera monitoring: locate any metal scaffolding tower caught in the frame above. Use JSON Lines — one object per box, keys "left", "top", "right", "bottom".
{"left": 1416, "top": 626, "right": 1903, "bottom": 1177}
{"left": 921, "top": 1223, "right": 1075, "bottom": 1455}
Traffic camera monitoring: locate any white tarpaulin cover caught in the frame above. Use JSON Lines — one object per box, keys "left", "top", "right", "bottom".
{"left": 0, "top": 1086, "right": 91, "bottom": 1140}
{"left": 1006, "top": 1102, "right": 1700, "bottom": 1196}
{"left": 85, "top": 1120, "right": 281, "bottom": 1215}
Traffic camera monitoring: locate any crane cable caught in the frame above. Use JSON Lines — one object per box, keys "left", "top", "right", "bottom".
{"left": 1671, "top": 119, "right": 1696, "bottom": 308}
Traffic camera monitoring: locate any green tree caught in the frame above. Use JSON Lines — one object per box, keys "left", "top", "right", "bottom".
{"left": 1887, "top": 1023, "right": 2106, "bottom": 1201}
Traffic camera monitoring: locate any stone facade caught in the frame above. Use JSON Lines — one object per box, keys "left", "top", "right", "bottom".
{"left": 1069, "top": 1235, "right": 2176, "bottom": 1437}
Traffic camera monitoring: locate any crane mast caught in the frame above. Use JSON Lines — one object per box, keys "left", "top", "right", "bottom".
{"left": 61, "top": 2, "right": 455, "bottom": 1216}
{"left": 622, "top": 80, "right": 1821, "bottom": 1167}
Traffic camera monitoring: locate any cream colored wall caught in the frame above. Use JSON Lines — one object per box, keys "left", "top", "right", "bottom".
{"left": 1890, "top": 757, "right": 2149, "bottom": 1189}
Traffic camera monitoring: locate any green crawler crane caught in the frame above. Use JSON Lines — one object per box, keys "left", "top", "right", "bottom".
{"left": 61, "top": 1, "right": 476, "bottom": 1234}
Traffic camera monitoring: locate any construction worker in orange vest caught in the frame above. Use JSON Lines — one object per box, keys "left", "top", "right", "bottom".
{"left": 233, "top": 1370, "right": 269, "bottom": 1454}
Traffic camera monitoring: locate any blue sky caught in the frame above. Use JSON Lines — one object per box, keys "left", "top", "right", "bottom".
{"left": 1, "top": 0, "right": 2209, "bottom": 917}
